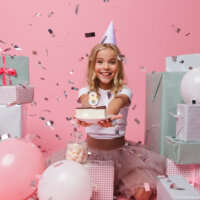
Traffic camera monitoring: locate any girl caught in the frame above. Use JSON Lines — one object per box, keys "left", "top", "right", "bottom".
{"left": 76, "top": 43, "right": 166, "bottom": 200}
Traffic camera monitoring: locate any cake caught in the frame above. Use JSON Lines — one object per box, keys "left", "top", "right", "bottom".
{"left": 75, "top": 106, "right": 107, "bottom": 119}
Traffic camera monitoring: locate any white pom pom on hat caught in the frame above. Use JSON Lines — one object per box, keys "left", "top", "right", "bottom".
{"left": 100, "top": 21, "right": 116, "bottom": 45}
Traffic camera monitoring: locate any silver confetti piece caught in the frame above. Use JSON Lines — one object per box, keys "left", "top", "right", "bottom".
{"left": 38, "top": 61, "right": 46, "bottom": 70}
{"left": 44, "top": 97, "right": 48, "bottom": 101}
{"left": 185, "top": 32, "right": 191, "bottom": 36}
{"left": 13, "top": 45, "right": 22, "bottom": 51}
{"left": 71, "top": 87, "right": 78, "bottom": 91}
{"left": 0, "top": 133, "right": 11, "bottom": 141}
{"left": 134, "top": 118, "right": 140, "bottom": 125}
{"left": 132, "top": 104, "right": 137, "bottom": 110}
{"left": 48, "top": 11, "right": 54, "bottom": 17}
{"left": 32, "top": 50, "right": 37, "bottom": 55}
{"left": 64, "top": 90, "right": 68, "bottom": 98}
{"left": 75, "top": 4, "right": 80, "bottom": 15}
{"left": 66, "top": 116, "right": 72, "bottom": 121}
{"left": 0, "top": 40, "right": 6, "bottom": 44}
{"left": 69, "top": 69, "right": 74, "bottom": 75}
{"left": 140, "top": 66, "right": 146, "bottom": 71}
{"left": 68, "top": 80, "right": 74, "bottom": 84}
{"left": 48, "top": 28, "right": 55, "bottom": 37}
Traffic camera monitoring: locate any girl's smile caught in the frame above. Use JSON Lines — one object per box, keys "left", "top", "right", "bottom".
{"left": 95, "top": 48, "right": 118, "bottom": 89}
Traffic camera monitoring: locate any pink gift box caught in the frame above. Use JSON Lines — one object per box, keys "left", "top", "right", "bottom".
{"left": 166, "top": 158, "right": 200, "bottom": 192}
{"left": 84, "top": 160, "right": 114, "bottom": 200}
{"left": 0, "top": 85, "right": 34, "bottom": 104}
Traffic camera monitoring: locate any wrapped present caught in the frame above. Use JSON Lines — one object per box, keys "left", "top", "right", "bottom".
{"left": 145, "top": 72, "right": 185, "bottom": 155}
{"left": 166, "top": 158, "right": 200, "bottom": 192}
{"left": 166, "top": 53, "right": 200, "bottom": 72}
{"left": 84, "top": 160, "right": 114, "bottom": 200}
{"left": 0, "top": 85, "right": 34, "bottom": 105}
{"left": 157, "top": 175, "right": 200, "bottom": 200}
{"left": 165, "top": 136, "right": 200, "bottom": 164}
{"left": 0, "top": 105, "right": 26, "bottom": 138}
{"left": 176, "top": 104, "right": 200, "bottom": 141}
{"left": 0, "top": 55, "right": 29, "bottom": 86}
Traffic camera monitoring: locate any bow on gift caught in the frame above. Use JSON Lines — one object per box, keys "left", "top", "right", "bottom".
{"left": 0, "top": 55, "right": 17, "bottom": 86}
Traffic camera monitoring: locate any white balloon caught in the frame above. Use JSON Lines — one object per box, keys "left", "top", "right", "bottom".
{"left": 38, "top": 160, "right": 92, "bottom": 200}
{"left": 180, "top": 68, "right": 200, "bottom": 104}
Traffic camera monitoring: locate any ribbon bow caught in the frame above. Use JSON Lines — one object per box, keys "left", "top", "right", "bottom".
{"left": 0, "top": 55, "right": 17, "bottom": 85}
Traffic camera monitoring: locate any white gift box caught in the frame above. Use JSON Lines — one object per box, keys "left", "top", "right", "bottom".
{"left": 166, "top": 54, "right": 200, "bottom": 72}
{"left": 157, "top": 175, "right": 200, "bottom": 200}
{"left": 176, "top": 104, "right": 200, "bottom": 141}
{"left": 0, "top": 105, "right": 25, "bottom": 138}
{"left": 84, "top": 160, "right": 114, "bottom": 200}
{"left": 166, "top": 158, "right": 200, "bottom": 192}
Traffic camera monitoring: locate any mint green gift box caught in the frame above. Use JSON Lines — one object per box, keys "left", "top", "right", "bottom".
{"left": 165, "top": 136, "right": 200, "bottom": 164}
{"left": 145, "top": 72, "right": 185, "bottom": 155}
{"left": 0, "top": 56, "right": 29, "bottom": 86}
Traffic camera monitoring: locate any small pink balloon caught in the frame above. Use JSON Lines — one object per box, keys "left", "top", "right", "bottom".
{"left": 0, "top": 138, "right": 45, "bottom": 200}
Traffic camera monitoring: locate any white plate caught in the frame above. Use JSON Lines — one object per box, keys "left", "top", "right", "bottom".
{"left": 75, "top": 116, "right": 110, "bottom": 124}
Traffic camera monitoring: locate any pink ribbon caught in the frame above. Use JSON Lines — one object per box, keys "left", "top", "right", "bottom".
{"left": 0, "top": 55, "right": 17, "bottom": 85}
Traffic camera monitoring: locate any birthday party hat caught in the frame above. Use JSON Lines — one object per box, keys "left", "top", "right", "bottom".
{"left": 100, "top": 21, "right": 116, "bottom": 45}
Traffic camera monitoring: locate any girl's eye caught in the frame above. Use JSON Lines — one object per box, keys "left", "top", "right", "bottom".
{"left": 96, "top": 60, "right": 103, "bottom": 64}
{"left": 110, "top": 61, "right": 116, "bottom": 64}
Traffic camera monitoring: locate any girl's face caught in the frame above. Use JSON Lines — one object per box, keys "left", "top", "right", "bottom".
{"left": 95, "top": 48, "right": 118, "bottom": 90}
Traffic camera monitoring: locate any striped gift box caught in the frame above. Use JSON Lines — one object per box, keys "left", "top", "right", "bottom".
{"left": 0, "top": 85, "right": 34, "bottom": 105}
{"left": 84, "top": 160, "right": 114, "bottom": 200}
{"left": 166, "top": 158, "right": 200, "bottom": 192}
{"left": 157, "top": 175, "right": 200, "bottom": 200}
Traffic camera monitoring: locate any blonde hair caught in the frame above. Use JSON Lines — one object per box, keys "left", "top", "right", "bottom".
{"left": 87, "top": 43, "right": 125, "bottom": 97}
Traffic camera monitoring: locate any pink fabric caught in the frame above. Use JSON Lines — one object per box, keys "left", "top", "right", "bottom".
{"left": 87, "top": 140, "right": 166, "bottom": 199}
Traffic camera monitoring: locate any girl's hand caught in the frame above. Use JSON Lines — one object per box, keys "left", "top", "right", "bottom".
{"left": 73, "top": 116, "right": 93, "bottom": 127}
{"left": 97, "top": 114, "right": 122, "bottom": 128}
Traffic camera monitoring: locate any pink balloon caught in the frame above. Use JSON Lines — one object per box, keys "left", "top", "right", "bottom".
{"left": 38, "top": 160, "right": 92, "bottom": 200}
{"left": 0, "top": 138, "right": 45, "bottom": 200}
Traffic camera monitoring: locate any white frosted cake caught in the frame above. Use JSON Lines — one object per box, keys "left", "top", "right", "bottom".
{"left": 75, "top": 106, "right": 106, "bottom": 119}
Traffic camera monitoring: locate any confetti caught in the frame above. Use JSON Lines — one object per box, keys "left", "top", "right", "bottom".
{"left": 0, "top": 40, "right": 6, "bottom": 44}
{"left": 34, "top": 13, "right": 41, "bottom": 17}
{"left": 48, "top": 11, "right": 54, "bottom": 17}
{"left": 132, "top": 104, "right": 137, "bottom": 110}
{"left": 56, "top": 82, "right": 59, "bottom": 86}
{"left": 44, "top": 97, "right": 49, "bottom": 101}
{"left": 55, "top": 134, "right": 61, "bottom": 140}
{"left": 46, "top": 48, "right": 48, "bottom": 56}
{"left": 171, "top": 56, "right": 177, "bottom": 62}
{"left": 179, "top": 60, "right": 184, "bottom": 64}
{"left": 41, "top": 109, "right": 51, "bottom": 113}
{"left": 64, "top": 90, "right": 68, "bottom": 98}
{"left": 32, "top": 50, "right": 37, "bottom": 55}
{"left": 69, "top": 69, "right": 74, "bottom": 75}
{"left": 134, "top": 118, "right": 140, "bottom": 125}
{"left": 71, "top": 86, "right": 78, "bottom": 91}
{"left": 85, "top": 32, "right": 95, "bottom": 37}
{"left": 139, "top": 66, "right": 146, "bottom": 71}
{"left": 68, "top": 80, "right": 74, "bottom": 84}
{"left": 66, "top": 116, "right": 72, "bottom": 121}
{"left": 13, "top": 45, "right": 22, "bottom": 50}
{"left": 31, "top": 101, "right": 37, "bottom": 106}
{"left": 46, "top": 120, "right": 54, "bottom": 129}
{"left": 75, "top": 4, "right": 80, "bottom": 15}
{"left": 185, "top": 32, "right": 191, "bottom": 36}
{"left": 30, "top": 180, "right": 36, "bottom": 189}
{"left": 171, "top": 24, "right": 181, "bottom": 33}
{"left": 78, "top": 57, "right": 84, "bottom": 61}
{"left": 4, "top": 48, "right": 11, "bottom": 52}
{"left": 38, "top": 61, "right": 46, "bottom": 70}
{"left": 40, "top": 77, "right": 45, "bottom": 80}
{"left": 103, "top": 0, "right": 109, "bottom": 2}
{"left": 0, "top": 133, "right": 11, "bottom": 140}
{"left": 48, "top": 28, "right": 55, "bottom": 37}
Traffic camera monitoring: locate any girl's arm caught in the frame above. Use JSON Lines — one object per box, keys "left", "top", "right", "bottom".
{"left": 98, "top": 94, "right": 130, "bottom": 128}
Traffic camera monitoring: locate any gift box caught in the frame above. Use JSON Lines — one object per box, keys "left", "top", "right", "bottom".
{"left": 157, "top": 175, "right": 200, "bottom": 200}
{"left": 145, "top": 72, "right": 185, "bottom": 155}
{"left": 165, "top": 136, "right": 200, "bottom": 164}
{"left": 176, "top": 104, "right": 200, "bottom": 141}
{"left": 0, "top": 55, "right": 29, "bottom": 86}
{"left": 0, "top": 105, "right": 26, "bottom": 138}
{"left": 84, "top": 160, "right": 114, "bottom": 200}
{"left": 0, "top": 85, "right": 34, "bottom": 105}
{"left": 166, "top": 158, "right": 200, "bottom": 192}
{"left": 166, "top": 53, "right": 200, "bottom": 72}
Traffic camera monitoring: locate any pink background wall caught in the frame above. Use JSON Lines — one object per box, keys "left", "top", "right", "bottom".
{"left": 1, "top": 0, "right": 200, "bottom": 153}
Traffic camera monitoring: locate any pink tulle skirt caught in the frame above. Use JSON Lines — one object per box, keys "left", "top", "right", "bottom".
{"left": 45, "top": 140, "right": 166, "bottom": 199}
{"left": 87, "top": 140, "right": 166, "bottom": 199}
